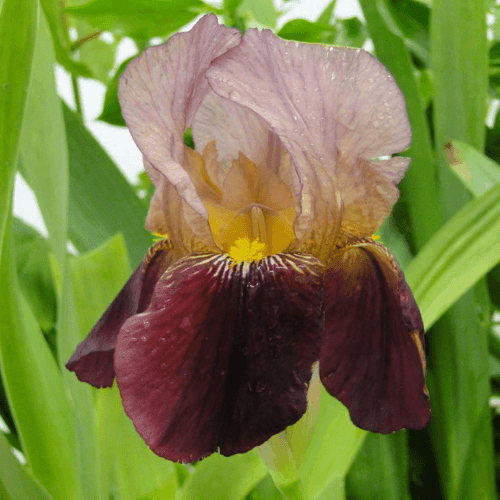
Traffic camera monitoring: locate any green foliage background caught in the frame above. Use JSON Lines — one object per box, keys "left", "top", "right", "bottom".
{"left": 1, "top": 0, "right": 500, "bottom": 499}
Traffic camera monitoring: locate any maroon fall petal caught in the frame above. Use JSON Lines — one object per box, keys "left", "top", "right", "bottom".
{"left": 66, "top": 240, "right": 173, "bottom": 388}
{"left": 114, "top": 253, "right": 324, "bottom": 462}
{"left": 320, "top": 244, "right": 430, "bottom": 433}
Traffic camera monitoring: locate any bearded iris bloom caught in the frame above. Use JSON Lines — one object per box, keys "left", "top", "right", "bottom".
{"left": 66, "top": 15, "right": 430, "bottom": 463}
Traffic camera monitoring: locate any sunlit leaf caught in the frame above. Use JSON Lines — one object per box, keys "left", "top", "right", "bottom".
{"left": 237, "top": 0, "right": 279, "bottom": 28}
{"left": 376, "top": 0, "right": 430, "bottom": 65}
{"left": 97, "top": 56, "right": 134, "bottom": 126}
{"left": 298, "top": 391, "right": 365, "bottom": 500}
{"left": 65, "top": 0, "right": 213, "bottom": 41}
{"left": 178, "top": 452, "right": 267, "bottom": 500}
{"left": 406, "top": 182, "right": 500, "bottom": 328}
{"left": 74, "top": 20, "right": 116, "bottom": 83}
{"left": 446, "top": 140, "right": 500, "bottom": 197}
{"left": 0, "top": 0, "right": 37, "bottom": 258}
{"left": 63, "top": 102, "right": 151, "bottom": 267}
{"left": 277, "top": 19, "right": 337, "bottom": 44}
{"left": 13, "top": 218, "right": 57, "bottom": 333}
{"left": 18, "top": 10, "right": 68, "bottom": 269}
{"left": 360, "top": 0, "right": 440, "bottom": 250}
{"left": 429, "top": 1, "right": 495, "bottom": 496}
{"left": 316, "top": 0, "right": 336, "bottom": 24}
{"left": 0, "top": 218, "right": 77, "bottom": 500}
{"left": 0, "top": 431, "right": 52, "bottom": 500}
{"left": 346, "top": 432, "right": 411, "bottom": 500}
{"left": 39, "top": 0, "right": 91, "bottom": 76}
{"left": 67, "top": 235, "right": 177, "bottom": 499}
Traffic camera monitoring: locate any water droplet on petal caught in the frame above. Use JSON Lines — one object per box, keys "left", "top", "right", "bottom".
{"left": 141, "top": 336, "right": 147, "bottom": 343}
{"left": 143, "top": 319, "right": 150, "bottom": 329}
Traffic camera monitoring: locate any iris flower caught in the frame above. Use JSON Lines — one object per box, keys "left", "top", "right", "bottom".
{"left": 66, "top": 14, "right": 430, "bottom": 463}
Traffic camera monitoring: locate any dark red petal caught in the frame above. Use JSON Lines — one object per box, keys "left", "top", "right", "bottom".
{"left": 114, "top": 253, "right": 323, "bottom": 462}
{"left": 320, "top": 244, "right": 430, "bottom": 433}
{"left": 66, "top": 240, "right": 173, "bottom": 388}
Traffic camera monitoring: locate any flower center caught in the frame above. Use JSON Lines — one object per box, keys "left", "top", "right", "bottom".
{"left": 206, "top": 203, "right": 295, "bottom": 262}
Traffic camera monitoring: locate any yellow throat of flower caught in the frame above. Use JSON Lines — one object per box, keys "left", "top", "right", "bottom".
{"left": 207, "top": 203, "right": 296, "bottom": 264}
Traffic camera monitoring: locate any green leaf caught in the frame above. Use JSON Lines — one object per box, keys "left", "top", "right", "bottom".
{"left": 376, "top": 0, "right": 430, "bottom": 65}
{"left": 63, "top": 102, "right": 152, "bottom": 267}
{"left": 0, "top": 431, "right": 53, "bottom": 500}
{"left": 65, "top": 0, "right": 212, "bottom": 41}
{"left": 97, "top": 56, "right": 135, "bottom": 126}
{"left": 0, "top": 0, "right": 37, "bottom": 258}
{"left": 407, "top": 182, "right": 500, "bottom": 329}
{"left": 13, "top": 218, "right": 57, "bottom": 333}
{"left": 445, "top": 139, "right": 500, "bottom": 320}
{"left": 18, "top": 9, "right": 68, "bottom": 269}
{"left": 237, "top": 0, "right": 279, "bottom": 29}
{"left": 316, "top": 0, "right": 336, "bottom": 24}
{"left": 58, "top": 235, "right": 130, "bottom": 500}
{"left": 245, "top": 476, "right": 284, "bottom": 500}
{"left": 345, "top": 432, "right": 411, "bottom": 500}
{"left": 0, "top": 216, "right": 77, "bottom": 500}
{"left": 298, "top": 390, "right": 365, "bottom": 500}
{"left": 67, "top": 234, "right": 177, "bottom": 500}
{"left": 74, "top": 20, "right": 116, "bottom": 83}
{"left": 359, "top": 0, "right": 441, "bottom": 251}
{"left": 425, "top": 1, "right": 495, "bottom": 497}
{"left": 39, "top": 0, "right": 91, "bottom": 76}
{"left": 277, "top": 19, "right": 337, "bottom": 44}
{"left": 178, "top": 452, "right": 267, "bottom": 500}
{"left": 445, "top": 140, "right": 500, "bottom": 197}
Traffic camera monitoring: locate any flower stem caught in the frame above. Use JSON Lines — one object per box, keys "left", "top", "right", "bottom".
{"left": 71, "top": 74, "right": 83, "bottom": 119}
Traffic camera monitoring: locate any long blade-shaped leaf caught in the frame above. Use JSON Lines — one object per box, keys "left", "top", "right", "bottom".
{"left": 0, "top": 216, "right": 77, "bottom": 499}
{"left": 178, "top": 451, "right": 266, "bottom": 500}
{"left": 0, "top": 0, "right": 37, "bottom": 257}
{"left": 446, "top": 140, "right": 500, "bottom": 197}
{"left": 18, "top": 10, "right": 68, "bottom": 269}
{"left": 298, "top": 391, "right": 365, "bottom": 500}
{"left": 429, "top": 0, "right": 495, "bottom": 498}
{"left": 67, "top": 234, "right": 177, "bottom": 499}
{"left": 359, "top": 0, "right": 440, "bottom": 250}
{"left": 345, "top": 432, "right": 411, "bottom": 500}
{"left": 63, "top": 102, "right": 151, "bottom": 267}
{"left": 0, "top": 431, "right": 52, "bottom": 500}
{"left": 407, "top": 182, "right": 500, "bottom": 329}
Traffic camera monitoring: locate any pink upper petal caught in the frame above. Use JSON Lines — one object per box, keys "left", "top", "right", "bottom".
{"left": 192, "top": 92, "right": 288, "bottom": 174}
{"left": 207, "top": 29, "right": 411, "bottom": 240}
{"left": 119, "top": 15, "right": 240, "bottom": 234}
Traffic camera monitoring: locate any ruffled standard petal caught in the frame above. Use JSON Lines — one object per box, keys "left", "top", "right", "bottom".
{"left": 66, "top": 240, "right": 173, "bottom": 388}
{"left": 192, "top": 92, "right": 290, "bottom": 177}
{"left": 119, "top": 15, "right": 241, "bottom": 247}
{"left": 319, "top": 242, "right": 430, "bottom": 433}
{"left": 114, "top": 253, "right": 323, "bottom": 462}
{"left": 208, "top": 30, "right": 411, "bottom": 254}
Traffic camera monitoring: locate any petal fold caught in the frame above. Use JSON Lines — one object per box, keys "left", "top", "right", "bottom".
{"left": 208, "top": 30, "right": 411, "bottom": 252}
{"left": 319, "top": 243, "right": 430, "bottom": 433}
{"left": 66, "top": 240, "right": 173, "bottom": 388}
{"left": 119, "top": 15, "right": 240, "bottom": 247}
{"left": 114, "top": 253, "right": 323, "bottom": 462}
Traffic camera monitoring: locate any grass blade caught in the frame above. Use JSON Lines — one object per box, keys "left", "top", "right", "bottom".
{"left": 0, "top": 0, "right": 37, "bottom": 256}
{"left": 0, "top": 431, "right": 52, "bottom": 500}
{"left": 63, "top": 102, "right": 151, "bottom": 267}
{"left": 407, "top": 183, "right": 500, "bottom": 329}
{"left": 429, "top": 0, "right": 495, "bottom": 498}
{"left": 0, "top": 216, "right": 77, "bottom": 499}
{"left": 18, "top": 10, "right": 68, "bottom": 268}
